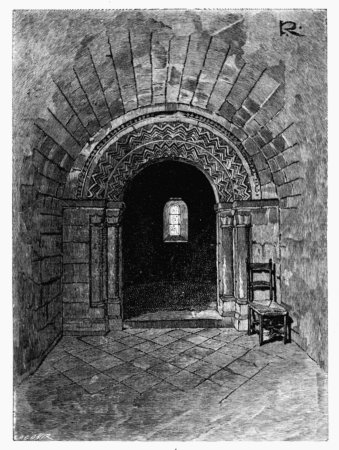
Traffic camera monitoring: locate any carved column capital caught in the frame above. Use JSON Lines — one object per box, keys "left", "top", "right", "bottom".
{"left": 106, "top": 202, "right": 125, "bottom": 226}
{"left": 219, "top": 213, "right": 234, "bottom": 228}
{"left": 90, "top": 214, "right": 104, "bottom": 225}
{"left": 215, "top": 203, "right": 234, "bottom": 228}
{"left": 234, "top": 212, "right": 251, "bottom": 227}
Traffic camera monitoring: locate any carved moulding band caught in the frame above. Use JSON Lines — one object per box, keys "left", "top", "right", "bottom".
{"left": 75, "top": 112, "right": 261, "bottom": 201}
{"left": 81, "top": 120, "right": 260, "bottom": 203}
{"left": 102, "top": 142, "right": 249, "bottom": 202}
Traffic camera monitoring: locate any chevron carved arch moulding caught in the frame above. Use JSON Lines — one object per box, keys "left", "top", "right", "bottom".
{"left": 74, "top": 112, "right": 262, "bottom": 202}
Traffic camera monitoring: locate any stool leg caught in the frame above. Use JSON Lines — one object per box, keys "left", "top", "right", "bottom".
{"left": 284, "top": 314, "right": 287, "bottom": 344}
{"left": 259, "top": 315, "right": 263, "bottom": 346}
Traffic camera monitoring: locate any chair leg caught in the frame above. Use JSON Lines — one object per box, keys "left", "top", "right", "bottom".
{"left": 248, "top": 307, "right": 251, "bottom": 336}
{"left": 284, "top": 314, "right": 287, "bottom": 344}
{"left": 259, "top": 315, "right": 263, "bottom": 346}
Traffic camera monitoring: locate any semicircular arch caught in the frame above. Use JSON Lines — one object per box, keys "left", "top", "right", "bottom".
{"left": 73, "top": 114, "right": 262, "bottom": 203}
{"left": 66, "top": 111, "right": 261, "bottom": 201}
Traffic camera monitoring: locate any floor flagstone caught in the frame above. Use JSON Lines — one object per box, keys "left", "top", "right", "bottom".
{"left": 14, "top": 327, "right": 328, "bottom": 441}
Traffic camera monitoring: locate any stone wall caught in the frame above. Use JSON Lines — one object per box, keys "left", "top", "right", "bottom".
{"left": 13, "top": 194, "right": 63, "bottom": 381}
{"left": 251, "top": 204, "right": 281, "bottom": 301}
{"left": 13, "top": 10, "right": 327, "bottom": 377}
{"left": 217, "top": 202, "right": 280, "bottom": 331}
{"left": 62, "top": 206, "right": 107, "bottom": 335}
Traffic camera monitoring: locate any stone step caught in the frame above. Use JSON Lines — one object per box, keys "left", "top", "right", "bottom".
{"left": 123, "top": 309, "right": 232, "bottom": 329}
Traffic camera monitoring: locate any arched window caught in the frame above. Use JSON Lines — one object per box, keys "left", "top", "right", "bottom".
{"left": 163, "top": 198, "right": 188, "bottom": 243}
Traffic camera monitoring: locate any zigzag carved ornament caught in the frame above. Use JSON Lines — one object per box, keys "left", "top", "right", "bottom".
{"left": 79, "top": 120, "right": 261, "bottom": 202}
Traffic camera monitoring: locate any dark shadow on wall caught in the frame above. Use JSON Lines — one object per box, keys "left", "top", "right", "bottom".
{"left": 122, "top": 161, "right": 217, "bottom": 318}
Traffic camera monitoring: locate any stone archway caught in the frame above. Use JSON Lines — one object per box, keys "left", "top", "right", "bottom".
{"left": 86, "top": 121, "right": 258, "bottom": 203}
{"left": 74, "top": 116, "right": 261, "bottom": 202}
{"left": 63, "top": 111, "right": 281, "bottom": 333}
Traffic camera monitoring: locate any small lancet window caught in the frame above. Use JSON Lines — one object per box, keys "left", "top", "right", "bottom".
{"left": 163, "top": 198, "right": 188, "bottom": 243}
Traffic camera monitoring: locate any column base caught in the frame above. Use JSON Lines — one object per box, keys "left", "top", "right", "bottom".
{"left": 219, "top": 296, "right": 235, "bottom": 316}
{"left": 233, "top": 316, "right": 248, "bottom": 331}
{"left": 218, "top": 296, "right": 249, "bottom": 331}
{"left": 233, "top": 298, "right": 249, "bottom": 331}
{"left": 107, "top": 299, "right": 122, "bottom": 331}
{"left": 108, "top": 318, "right": 123, "bottom": 331}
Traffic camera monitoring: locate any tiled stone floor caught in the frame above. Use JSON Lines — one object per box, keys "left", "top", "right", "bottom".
{"left": 14, "top": 327, "right": 328, "bottom": 440}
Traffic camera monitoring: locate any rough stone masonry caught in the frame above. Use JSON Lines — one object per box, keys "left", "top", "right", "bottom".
{"left": 13, "top": 10, "right": 327, "bottom": 381}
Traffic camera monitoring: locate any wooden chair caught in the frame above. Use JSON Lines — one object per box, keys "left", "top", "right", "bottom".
{"left": 247, "top": 258, "right": 289, "bottom": 346}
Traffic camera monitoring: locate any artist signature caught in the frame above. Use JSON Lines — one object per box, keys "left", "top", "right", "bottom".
{"left": 279, "top": 20, "right": 304, "bottom": 37}
{"left": 16, "top": 433, "right": 53, "bottom": 440}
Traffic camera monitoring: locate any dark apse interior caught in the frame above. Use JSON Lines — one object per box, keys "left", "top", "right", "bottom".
{"left": 122, "top": 160, "right": 217, "bottom": 318}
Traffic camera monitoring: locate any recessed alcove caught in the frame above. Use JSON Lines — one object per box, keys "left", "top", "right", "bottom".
{"left": 122, "top": 161, "right": 217, "bottom": 319}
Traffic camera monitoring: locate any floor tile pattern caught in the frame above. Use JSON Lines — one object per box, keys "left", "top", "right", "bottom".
{"left": 14, "top": 327, "right": 328, "bottom": 440}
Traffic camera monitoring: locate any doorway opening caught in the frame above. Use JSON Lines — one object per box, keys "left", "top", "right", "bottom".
{"left": 122, "top": 160, "right": 217, "bottom": 320}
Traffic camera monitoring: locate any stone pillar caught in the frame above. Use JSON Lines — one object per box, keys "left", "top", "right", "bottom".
{"left": 215, "top": 204, "right": 234, "bottom": 321}
{"left": 89, "top": 213, "right": 106, "bottom": 307}
{"left": 218, "top": 211, "right": 234, "bottom": 298}
{"left": 234, "top": 212, "right": 251, "bottom": 301}
{"left": 106, "top": 202, "right": 125, "bottom": 330}
{"left": 233, "top": 212, "right": 251, "bottom": 331}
